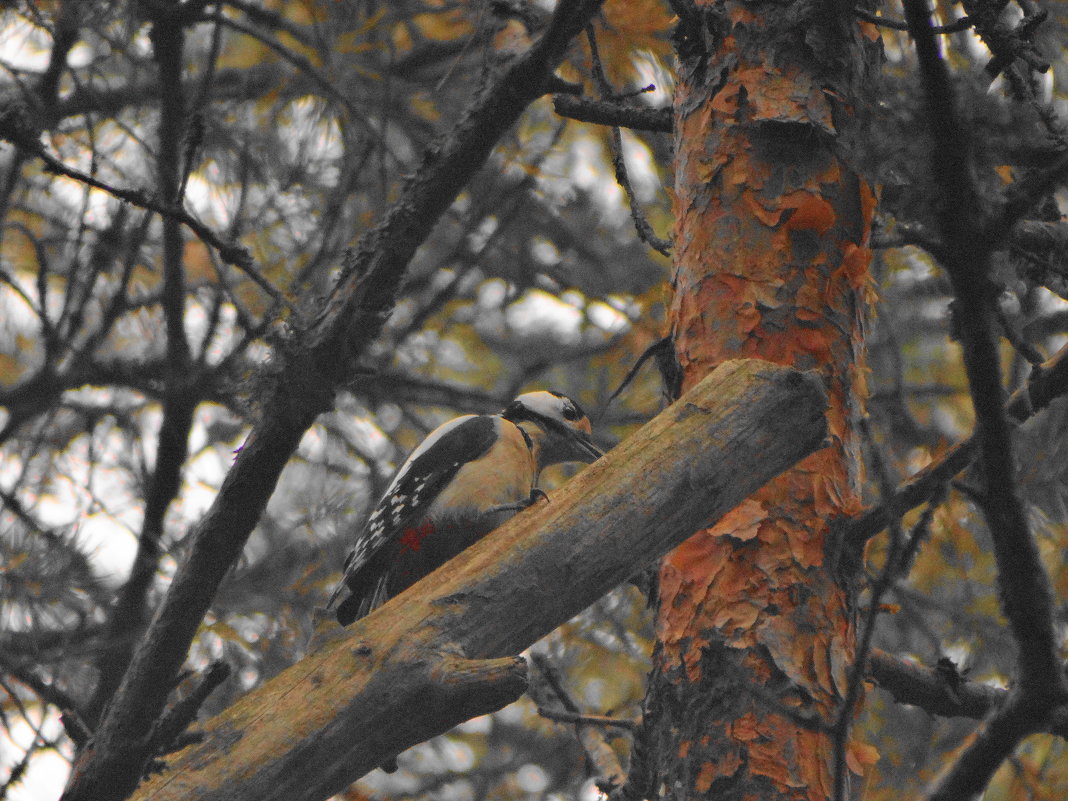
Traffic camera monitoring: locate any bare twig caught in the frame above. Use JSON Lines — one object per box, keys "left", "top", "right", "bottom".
{"left": 583, "top": 26, "right": 672, "bottom": 257}
{"left": 553, "top": 94, "right": 672, "bottom": 132}
{"left": 854, "top": 6, "right": 972, "bottom": 33}
{"left": 994, "top": 304, "right": 1045, "bottom": 367}
{"left": 833, "top": 417, "right": 909, "bottom": 801}
{"left": 536, "top": 708, "right": 639, "bottom": 731}
{"left": 530, "top": 653, "right": 627, "bottom": 791}
{"left": 148, "top": 661, "right": 231, "bottom": 757}
{"left": 31, "top": 145, "right": 292, "bottom": 312}
{"left": 0, "top": 98, "right": 293, "bottom": 315}
{"left": 0, "top": 656, "right": 92, "bottom": 747}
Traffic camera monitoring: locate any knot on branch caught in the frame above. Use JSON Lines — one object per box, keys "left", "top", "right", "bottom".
{"left": 428, "top": 653, "right": 529, "bottom": 719}
{"left": 254, "top": 332, "right": 341, "bottom": 427}
{"left": 0, "top": 93, "right": 43, "bottom": 152}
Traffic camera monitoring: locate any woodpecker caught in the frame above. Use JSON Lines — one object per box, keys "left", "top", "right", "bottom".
{"left": 328, "top": 390, "right": 601, "bottom": 625}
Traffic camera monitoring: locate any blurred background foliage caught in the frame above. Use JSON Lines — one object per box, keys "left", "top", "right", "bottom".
{"left": 0, "top": 1, "right": 1066, "bottom": 799}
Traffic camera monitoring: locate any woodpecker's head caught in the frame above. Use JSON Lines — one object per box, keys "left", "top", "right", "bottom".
{"left": 502, "top": 390, "right": 602, "bottom": 467}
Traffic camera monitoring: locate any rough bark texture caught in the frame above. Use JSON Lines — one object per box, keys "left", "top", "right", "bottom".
{"left": 130, "top": 360, "right": 826, "bottom": 801}
{"left": 645, "top": 3, "right": 880, "bottom": 800}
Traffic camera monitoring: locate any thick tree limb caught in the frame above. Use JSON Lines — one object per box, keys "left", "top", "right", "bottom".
{"left": 867, "top": 650, "right": 1068, "bottom": 739}
{"left": 59, "top": 4, "right": 604, "bottom": 800}
{"left": 905, "top": 0, "right": 1063, "bottom": 696}
{"left": 870, "top": 650, "right": 1000, "bottom": 717}
{"left": 129, "top": 359, "right": 828, "bottom": 801}
{"left": 871, "top": 650, "right": 1068, "bottom": 801}
{"left": 871, "top": 219, "right": 1068, "bottom": 265}
{"left": 85, "top": 11, "right": 196, "bottom": 726}
{"left": 927, "top": 695, "right": 1053, "bottom": 801}
{"left": 902, "top": 2, "right": 1068, "bottom": 798}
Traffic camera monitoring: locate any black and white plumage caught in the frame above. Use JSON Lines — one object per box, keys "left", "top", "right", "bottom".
{"left": 327, "top": 391, "right": 602, "bottom": 625}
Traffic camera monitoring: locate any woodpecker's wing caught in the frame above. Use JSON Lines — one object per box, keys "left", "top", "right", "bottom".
{"left": 327, "top": 414, "right": 500, "bottom": 610}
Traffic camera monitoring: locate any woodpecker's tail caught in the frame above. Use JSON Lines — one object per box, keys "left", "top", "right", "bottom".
{"left": 333, "top": 573, "right": 390, "bottom": 626}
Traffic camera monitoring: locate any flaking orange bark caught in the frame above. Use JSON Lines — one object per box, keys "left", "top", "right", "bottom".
{"left": 653, "top": 2, "right": 879, "bottom": 799}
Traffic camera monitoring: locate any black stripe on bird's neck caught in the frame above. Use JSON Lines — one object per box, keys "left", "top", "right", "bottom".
{"left": 515, "top": 420, "right": 535, "bottom": 454}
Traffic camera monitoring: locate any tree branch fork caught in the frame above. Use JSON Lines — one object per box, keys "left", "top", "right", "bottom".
{"left": 128, "top": 358, "right": 828, "bottom": 801}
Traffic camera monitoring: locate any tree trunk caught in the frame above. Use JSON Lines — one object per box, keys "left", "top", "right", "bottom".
{"left": 642, "top": 3, "right": 880, "bottom": 799}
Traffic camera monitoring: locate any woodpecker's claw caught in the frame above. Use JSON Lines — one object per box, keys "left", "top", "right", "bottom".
{"left": 485, "top": 488, "right": 549, "bottom": 516}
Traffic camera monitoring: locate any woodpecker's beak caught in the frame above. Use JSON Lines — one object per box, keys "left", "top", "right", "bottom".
{"left": 571, "top": 431, "right": 602, "bottom": 463}
{"left": 539, "top": 421, "right": 603, "bottom": 465}
{"left": 564, "top": 423, "right": 602, "bottom": 463}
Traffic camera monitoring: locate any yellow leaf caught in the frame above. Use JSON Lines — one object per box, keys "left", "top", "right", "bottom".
{"left": 205, "top": 619, "right": 242, "bottom": 643}
{"left": 183, "top": 240, "right": 214, "bottom": 283}
{"left": 0, "top": 352, "right": 25, "bottom": 388}
{"left": 847, "top": 741, "right": 880, "bottom": 775}
{"left": 1, "top": 552, "right": 29, "bottom": 571}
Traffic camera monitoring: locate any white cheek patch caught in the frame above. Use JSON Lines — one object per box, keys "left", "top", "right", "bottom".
{"left": 513, "top": 391, "right": 561, "bottom": 419}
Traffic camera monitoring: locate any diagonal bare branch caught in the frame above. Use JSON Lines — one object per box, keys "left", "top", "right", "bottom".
{"left": 128, "top": 360, "right": 828, "bottom": 801}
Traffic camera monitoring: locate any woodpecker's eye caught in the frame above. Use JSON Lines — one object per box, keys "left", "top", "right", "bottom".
{"left": 562, "top": 403, "right": 580, "bottom": 421}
